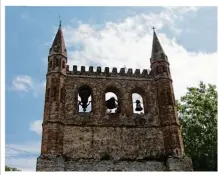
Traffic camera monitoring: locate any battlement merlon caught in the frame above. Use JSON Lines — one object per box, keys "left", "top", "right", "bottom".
{"left": 66, "top": 65, "right": 153, "bottom": 78}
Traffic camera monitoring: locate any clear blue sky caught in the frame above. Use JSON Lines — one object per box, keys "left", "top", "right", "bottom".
{"left": 5, "top": 6, "right": 217, "bottom": 171}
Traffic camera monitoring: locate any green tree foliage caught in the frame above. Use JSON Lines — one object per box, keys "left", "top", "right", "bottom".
{"left": 5, "top": 165, "right": 21, "bottom": 171}
{"left": 178, "top": 82, "right": 217, "bottom": 171}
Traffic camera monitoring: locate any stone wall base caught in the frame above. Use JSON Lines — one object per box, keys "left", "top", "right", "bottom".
{"left": 36, "top": 155, "right": 193, "bottom": 171}
{"left": 36, "top": 155, "right": 65, "bottom": 171}
{"left": 65, "top": 160, "right": 166, "bottom": 171}
{"left": 166, "top": 156, "right": 193, "bottom": 171}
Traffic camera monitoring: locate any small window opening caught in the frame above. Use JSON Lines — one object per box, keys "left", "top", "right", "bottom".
{"left": 51, "top": 87, "right": 57, "bottom": 100}
{"left": 55, "top": 57, "right": 59, "bottom": 67}
{"left": 52, "top": 60, "right": 55, "bottom": 69}
{"left": 157, "top": 66, "right": 163, "bottom": 73}
{"left": 62, "top": 61, "right": 65, "bottom": 68}
{"left": 167, "top": 92, "right": 173, "bottom": 105}
{"left": 163, "top": 66, "right": 168, "bottom": 72}
{"left": 54, "top": 45, "right": 58, "bottom": 52}
{"left": 161, "top": 92, "right": 167, "bottom": 106}
{"left": 176, "top": 149, "right": 179, "bottom": 156}
{"left": 105, "top": 92, "right": 119, "bottom": 113}
{"left": 49, "top": 61, "right": 52, "bottom": 68}
{"left": 132, "top": 93, "right": 144, "bottom": 114}
{"left": 161, "top": 91, "right": 172, "bottom": 106}
{"left": 46, "top": 88, "right": 50, "bottom": 102}
{"left": 60, "top": 88, "right": 65, "bottom": 103}
{"left": 77, "top": 86, "right": 92, "bottom": 113}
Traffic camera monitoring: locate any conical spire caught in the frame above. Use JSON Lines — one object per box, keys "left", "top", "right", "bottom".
{"left": 150, "top": 28, "right": 168, "bottom": 62}
{"left": 49, "top": 22, "right": 67, "bottom": 57}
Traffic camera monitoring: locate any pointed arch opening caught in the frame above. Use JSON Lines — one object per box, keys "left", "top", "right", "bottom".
{"left": 51, "top": 87, "right": 57, "bottom": 101}
{"left": 46, "top": 88, "right": 50, "bottom": 102}
{"left": 49, "top": 60, "right": 52, "bottom": 68}
{"left": 105, "top": 92, "right": 119, "bottom": 113}
{"left": 77, "top": 85, "right": 92, "bottom": 113}
{"left": 132, "top": 93, "right": 144, "bottom": 114}
{"left": 104, "top": 86, "right": 121, "bottom": 114}
{"left": 62, "top": 60, "right": 65, "bottom": 68}
{"left": 55, "top": 57, "right": 59, "bottom": 67}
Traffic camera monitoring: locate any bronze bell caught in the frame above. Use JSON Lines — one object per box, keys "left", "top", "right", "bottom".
{"left": 105, "top": 97, "right": 117, "bottom": 109}
{"left": 78, "top": 86, "right": 91, "bottom": 112}
{"left": 79, "top": 89, "right": 91, "bottom": 103}
{"left": 135, "top": 100, "right": 143, "bottom": 111}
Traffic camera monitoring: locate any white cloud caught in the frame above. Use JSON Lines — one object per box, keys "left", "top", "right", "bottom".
{"left": 61, "top": 7, "right": 217, "bottom": 100}
{"left": 62, "top": 6, "right": 201, "bottom": 69}
{"left": 10, "top": 75, "right": 45, "bottom": 97}
{"left": 164, "top": 6, "right": 199, "bottom": 12}
{"left": 11, "top": 75, "right": 33, "bottom": 92}
{"left": 30, "top": 120, "right": 42, "bottom": 135}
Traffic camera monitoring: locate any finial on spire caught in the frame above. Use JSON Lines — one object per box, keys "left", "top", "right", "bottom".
{"left": 50, "top": 15, "right": 67, "bottom": 57}
{"left": 58, "top": 14, "right": 62, "bottom": 27}
{"left": 152, "top": 26, "right": 156, "bottom": 32}
{"left": 150, "top": 26, "right": 168, "bottom": 62}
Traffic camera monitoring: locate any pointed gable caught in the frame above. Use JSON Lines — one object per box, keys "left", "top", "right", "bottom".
{"left": 150, "top": 30, "right": 168, "bottom": 63}
{"left": 49, "top": 23, "right": 67, "bottom": 58}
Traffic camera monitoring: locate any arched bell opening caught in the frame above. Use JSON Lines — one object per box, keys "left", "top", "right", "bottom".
{"left": 132, "top": 93, "right": 144, "bottom": 114}
{"left": 105, "top": 92, "right": 119, "bottom": 113}
{"left": 77, "top": 85, "right": 92, "bottom": 113}
{"left": 104, "top": 86, "right": 122, "bottom": 114}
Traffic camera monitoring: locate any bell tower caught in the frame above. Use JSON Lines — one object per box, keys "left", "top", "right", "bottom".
{"left": 36, "top": 25, "right": 193, "bottom": 171}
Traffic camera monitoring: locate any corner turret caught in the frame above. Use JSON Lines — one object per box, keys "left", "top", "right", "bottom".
{"left": 150, "top": 27, "right": 184, "bottom": 157}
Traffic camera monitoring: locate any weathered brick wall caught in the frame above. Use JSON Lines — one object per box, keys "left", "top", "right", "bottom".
{"left": 63, "top": 126, "right": 165, "bottom": 160}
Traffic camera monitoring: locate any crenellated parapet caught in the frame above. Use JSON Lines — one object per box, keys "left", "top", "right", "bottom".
{"left": 66, "top": 65, "right": 153, "bottom": 78}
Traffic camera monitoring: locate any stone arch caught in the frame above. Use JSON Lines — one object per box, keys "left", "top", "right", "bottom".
{"left": 73, "top": 82, "right": 95, "bottom": 98}
{"left": 103, "top": 81, "right": 124, "bottom": 96}
{"left": 130, "top": 87, "right": 147, "bottom": 114}
{"left": 132, "top": 93, "right": 144, "bottom": 114}
{"left": 103, "top": 84, "right": 124, "bottom": 114}
{"left": 131, "top": 86, "right": 145, "bottom": 94}
{"left": 105, "top": 92, "right": 119, "bottom": 113}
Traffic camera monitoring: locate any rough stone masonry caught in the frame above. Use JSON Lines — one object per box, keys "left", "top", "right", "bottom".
{"left": 36, "top": 23, "right": 193, "bottom": 171}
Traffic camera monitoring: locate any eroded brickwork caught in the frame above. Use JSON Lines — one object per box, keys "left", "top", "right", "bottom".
{"left": 36, "top": 25, "right": 193, "bottom": 171}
